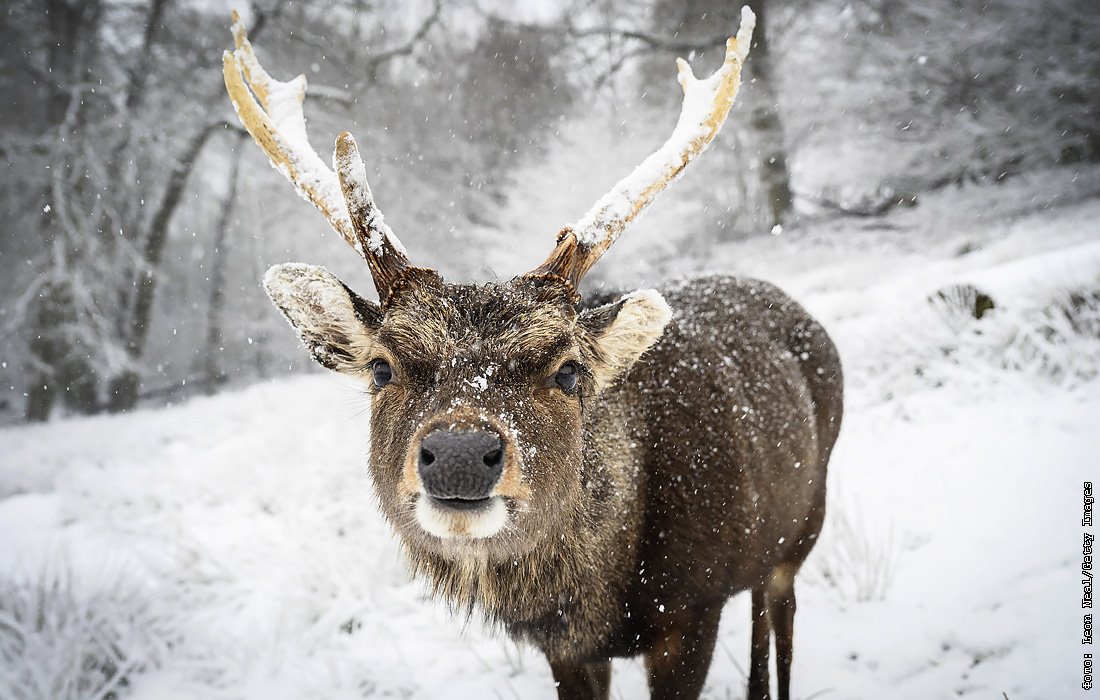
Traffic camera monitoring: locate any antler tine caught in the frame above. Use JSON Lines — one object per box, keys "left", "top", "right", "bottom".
{"left": 527, "top": 6, "right": 756, "bottom": 289}
{"left": 223, "top": 11, "right": 414, "bottom": 301}
{"left": 334, "top": 132, "right": 411, "bottom": 297}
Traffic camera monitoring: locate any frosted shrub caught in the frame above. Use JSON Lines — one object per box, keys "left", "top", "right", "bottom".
{"left": 928, "top": 283, "right": 997, "bottom": 331}
{"left": 995, "top": 284, "right": 1100, "bottom": 381}
{"left": 926, "top": 278, "right": 1100, "bottom": 383}
{"left": 857, "top": 274, "right": 1100, "bottom": 405}
{"left": 0, "top": 564, "right": 168, "bottom": 700}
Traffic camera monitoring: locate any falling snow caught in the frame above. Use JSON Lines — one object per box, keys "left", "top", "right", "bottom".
{"left": 2, "top": 173, "right": 1097, "bottom": 697}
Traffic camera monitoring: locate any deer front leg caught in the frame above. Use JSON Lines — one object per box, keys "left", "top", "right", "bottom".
{"left": 548, "top": 657, "right": 611, "bottom": 700}
{"left": 643, "top": 605, "right": 722, "bottom": 700}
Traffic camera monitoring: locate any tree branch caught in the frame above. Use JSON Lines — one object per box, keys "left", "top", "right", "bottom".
{"left": 565, "top": 25, "right": 728, "bottom": 54}
{"left": 473, "top": 9, "right": 729, "bottom": 87}
{"left": 124, "top": 0, "right": 171, "bottom": 112}
{"left": 121, "top": 121, "right": 234, "bottom": 354}
{"left": 364, "top": 0, "right": 443, "bottom": 74}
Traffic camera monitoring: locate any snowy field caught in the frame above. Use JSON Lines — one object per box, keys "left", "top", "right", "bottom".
{"left": 2, "top": 168, "right": 1098, "bottom": 699}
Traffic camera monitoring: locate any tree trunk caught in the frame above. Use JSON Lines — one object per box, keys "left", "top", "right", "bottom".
{"left": 107, "top": 122, "right": 222, "bottom": 413}
{"left": 25, "top": 280, "right": 101, "bottom": 421}
{"left": 744, "top": 0, "right": 793, "bottom": 228}
{"left": 202, "top": 135, "right": 245, "bottom": 394}
{"left": 25, "top": 377, "right": 55, "bottom": 423}
{"left": 24, "top": 1, "right": 104, "bottom": 422}
{"left": 107, "top": 371, "right": 141, "bottom": 413}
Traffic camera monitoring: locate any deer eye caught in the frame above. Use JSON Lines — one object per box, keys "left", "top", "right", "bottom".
{"left": 553, "top": 362, "right": 579, "bottom": 393}
{"left": 372, "top": 360, "right": 393, "bottom": 389}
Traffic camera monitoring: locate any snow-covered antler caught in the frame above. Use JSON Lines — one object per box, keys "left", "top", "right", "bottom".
{"left": 222, "top": 11, "right": 414, "bottom": 302}
{"left": 527, "top": 6, "right": 756, "bottom": 289}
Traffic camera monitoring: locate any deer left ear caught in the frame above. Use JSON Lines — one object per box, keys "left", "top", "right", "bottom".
{"left": 579, "top": 289, "right": 673, "bottom": 392}
{"left": 263, "top": 263, "right": 382, "bottom": 375}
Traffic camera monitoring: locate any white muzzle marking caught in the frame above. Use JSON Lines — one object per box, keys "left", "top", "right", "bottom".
{"left": 415, "top": 496, "right": 508, "bottom": 539}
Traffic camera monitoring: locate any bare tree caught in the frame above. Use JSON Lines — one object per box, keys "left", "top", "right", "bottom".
{"left": 1, "top": 0, "right": 230, "bottom": 417}
{"left": 805, "top": 0, "right": 1100, "bottom": 200}
{"left": 2, "top": 0, "right": 449, "bottom": 419}
{"left": 202, "top": 134, "right": 247, "bottom": 395}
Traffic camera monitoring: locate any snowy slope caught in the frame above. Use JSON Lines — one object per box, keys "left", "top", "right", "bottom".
{"left": 1, "top": 175, "right": 1098, "bottom": 699}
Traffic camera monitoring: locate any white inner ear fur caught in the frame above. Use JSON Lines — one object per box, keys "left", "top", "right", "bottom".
{"left": 263, "top": 263, "right": 377, "bottom": 375}
{"left": 589, "top": 289, "right": 673, "bottom": 391}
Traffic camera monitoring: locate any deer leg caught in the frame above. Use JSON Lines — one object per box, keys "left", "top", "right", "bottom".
{"left": 748, "top": 588, "right": 772, "bottom": 700}
{"left": 767, "top": 564, "right": 798, "bottom": 700}
{"left": 643, "top": 605, "right": 722, "bottom": 700}
{"left": 548, "top": 658, "right": 611, "bottom": 700}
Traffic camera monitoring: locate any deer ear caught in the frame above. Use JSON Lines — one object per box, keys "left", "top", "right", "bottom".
{"left": 579, "top": 289, "right": 672, "bottom": 392}
{"left": 263, "top": 263, "right": 382, "bottom": 374}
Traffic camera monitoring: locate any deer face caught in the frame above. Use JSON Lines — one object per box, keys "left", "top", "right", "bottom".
{"left": 264, "top": 265, "right": 670, "bottom": 560}
{"left": 225, "top": 5, "right": 748, "bottom": 560}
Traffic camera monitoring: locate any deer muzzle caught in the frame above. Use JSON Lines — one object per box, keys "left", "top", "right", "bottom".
{"left": 417, "top": 429, "right": 504, "bottom": 508}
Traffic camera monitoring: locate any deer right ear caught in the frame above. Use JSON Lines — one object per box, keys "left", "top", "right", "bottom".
{"left": 579, "top": 289, "right": 673, "bottom": 392}
{"left": 263, "top": 263, "right": 382, "bottom": 375}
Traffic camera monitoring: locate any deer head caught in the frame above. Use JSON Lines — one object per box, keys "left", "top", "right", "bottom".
{"left": 223, "top": 9, "right": 755, "bottom": 560}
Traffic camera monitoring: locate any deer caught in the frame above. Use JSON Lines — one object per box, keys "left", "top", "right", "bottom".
{"left": 223, "top": 7, "right": 842, "bottom": 700}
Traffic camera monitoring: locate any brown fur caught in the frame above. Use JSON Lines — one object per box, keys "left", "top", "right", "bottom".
{"left": 265, "top": 267, "right": 843, "bottom": 700}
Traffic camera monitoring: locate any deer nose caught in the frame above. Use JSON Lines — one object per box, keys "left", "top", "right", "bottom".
{"left": 417, "top": 429, "right": 504, "bottom": 504}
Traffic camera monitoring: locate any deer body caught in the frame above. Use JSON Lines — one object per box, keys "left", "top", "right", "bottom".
{"left": 225, "top": 8, "right": 843, "bottom": 698}
{"left": 394, "top": 275, "right": 842, "bottom": 699}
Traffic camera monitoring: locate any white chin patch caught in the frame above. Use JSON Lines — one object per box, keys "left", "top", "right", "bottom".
{"left": 415, "top": 496, "right": 508, "bottom": 540}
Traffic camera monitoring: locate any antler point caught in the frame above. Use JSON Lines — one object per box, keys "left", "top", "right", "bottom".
{"left": 676, "top": 57, "right": 695, "bottom": 91}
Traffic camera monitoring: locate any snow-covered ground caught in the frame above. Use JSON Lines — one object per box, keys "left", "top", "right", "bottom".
{"left": 2, "top": 170, "right": 1098, "bottom": 699}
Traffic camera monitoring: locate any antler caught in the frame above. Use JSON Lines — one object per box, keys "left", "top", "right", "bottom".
{"left": 527, "top": 6, "right": 756, "bottom": 289}
{"left": 222, "top": 11, "right": 415, "bottom": 302}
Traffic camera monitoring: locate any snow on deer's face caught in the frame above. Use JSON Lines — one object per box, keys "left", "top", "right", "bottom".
{"left": 264, "top": 265, "right": 671, "bottom": 562}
